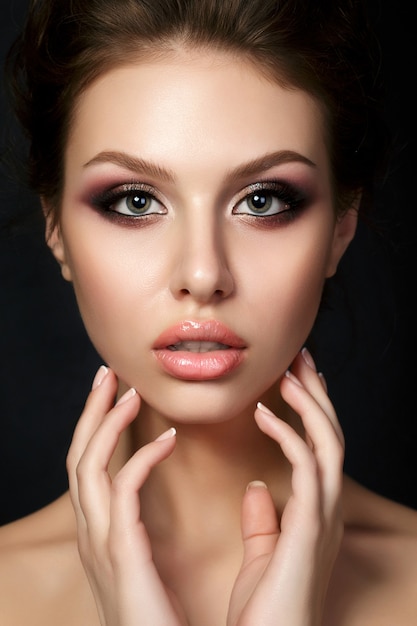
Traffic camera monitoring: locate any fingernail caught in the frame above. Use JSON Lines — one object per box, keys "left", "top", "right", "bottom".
{"left": 115, "top": 388, "right": 136, "bottom": 405}
{"left": 155, "top": 427, "right": 176, "bottom": 441}
{"left": 301, "top": 347, "right": 317, "bottom": 371}
{"left": 285, "top": 370, "right": 303, "bottom": 387}
{"left": 246, "top": 480, "right": 267, "bottom": 491}
{"left": 92, "top": 365, "right": 108, "bottom": 390}
{"left": 256, "top": 401, "right": 276, "bottom": 417}
{"left": 318, "top": 371, "right": 328, "bottom": 392}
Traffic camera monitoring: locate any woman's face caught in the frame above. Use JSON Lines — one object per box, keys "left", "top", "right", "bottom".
{"left": 48, "top": 49, "right": 356, "bottom": 423}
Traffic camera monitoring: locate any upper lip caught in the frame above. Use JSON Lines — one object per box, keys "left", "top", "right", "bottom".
{"left": 153, "top": 319, "right": 246, "bottom": 350}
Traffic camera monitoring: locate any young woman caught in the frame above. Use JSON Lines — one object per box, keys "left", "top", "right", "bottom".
{"left": 1, "top": 1, "right": 416, "bottom": 624}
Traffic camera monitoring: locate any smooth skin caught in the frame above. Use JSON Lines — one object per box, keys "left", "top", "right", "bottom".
{"left": 49, "top": 54, "right": 350, "bottom": 425}
{"left": 66, "top": 356, "right": 343, "bottom": 626}
{"left": 0, "top": 49, "right": 416, "bottom": 626}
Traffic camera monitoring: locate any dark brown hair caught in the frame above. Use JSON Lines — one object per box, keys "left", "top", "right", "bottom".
{"left": 6, "top": 0, "right": 388, "bottom": 220}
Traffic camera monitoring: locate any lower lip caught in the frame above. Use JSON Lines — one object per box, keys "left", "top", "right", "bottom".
{"left": 153, "top": 348, "right": 245, "bottom": 380}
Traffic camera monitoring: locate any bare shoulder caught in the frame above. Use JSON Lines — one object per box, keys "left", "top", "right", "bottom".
{"left": 0, "top": 492, "right": 74, "bottom": 545}
{"left": 344, "top": 474, "right": 417, "bottom": 532}
{"left": 327, "top": 477, "right": 417, "bottom": 625}
{"left": 0, "top": 492, "right": 98, "bottom": 626}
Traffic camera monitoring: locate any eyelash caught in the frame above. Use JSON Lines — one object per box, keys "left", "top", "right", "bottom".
{"left": 91, "top": 183, "right": 164, "bottom": 224}
{"left": 233, "top": 180, "right": 307, "bottom": 225}
{"left": 90, "top": 179, "right": 307, "bottom": 226}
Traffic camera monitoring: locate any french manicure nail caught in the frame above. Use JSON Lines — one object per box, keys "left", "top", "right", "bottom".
{"left": 115, "top": 387, "right": 136, "bottom": 406}
{"left": 92, "top": 365, "right": 109, "bottom": 390}
{"left": 155, "top": 427, "right": 176, "bottom": 441}
{"left": 246, "top": 480, "right": 268, "bottom": 491}
{"left": 256, "top": 401, "right": 276, "bottom": 417}
{"left": 318, "top": 371, "right": 328, "bottom": 392}
{"left": 285, "top": 370, "right": 303, "bottom": 387}
{"left": 301, "top": 346, "right": 317, "bottom": 371}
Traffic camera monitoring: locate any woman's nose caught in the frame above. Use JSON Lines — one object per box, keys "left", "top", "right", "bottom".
{"left": 169, "top": 216, "right": 234, "bottom": 303}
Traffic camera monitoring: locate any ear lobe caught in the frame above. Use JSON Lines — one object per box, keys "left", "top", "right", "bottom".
{"left": 42, "top": 198, "right": 73, "bottom": 282}
{"left": 326, "top": 203, "right": 359, "bottom": 278}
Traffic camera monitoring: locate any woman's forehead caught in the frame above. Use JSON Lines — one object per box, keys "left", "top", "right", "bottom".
{"left": 66, "top": 53, "right": 329, "bottom": 178}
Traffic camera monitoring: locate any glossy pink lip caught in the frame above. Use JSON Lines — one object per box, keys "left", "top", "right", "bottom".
{"left": 152, "top": 320, "right": 246, "bottom": 380}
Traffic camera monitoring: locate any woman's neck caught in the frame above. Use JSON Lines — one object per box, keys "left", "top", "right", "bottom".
{"left": 110, "top": 389, "right": 298, "bottom": 546}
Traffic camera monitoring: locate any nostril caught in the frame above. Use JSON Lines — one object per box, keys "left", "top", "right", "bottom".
{"left": 169, "top": 252, "right": 234, "bottom": 301}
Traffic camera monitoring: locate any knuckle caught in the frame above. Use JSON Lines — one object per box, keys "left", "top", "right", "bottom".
{"left": 303, "top": 448, "right": 318, "bottom": 473}
{"left": 332, "top": 438, "right": 345, "bottom": 469}
{"left": 110, "top": 471, "right": 130, "bottom": 496}
{"left": 66, "top": 448, "right": 80, "bottom": 476}
{"left": 75, "top": 456, "right": 90, "bottom": 485}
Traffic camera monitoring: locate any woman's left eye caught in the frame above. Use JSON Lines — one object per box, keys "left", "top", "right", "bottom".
{"left": 235, "top": 191, "right": 280, "bottom": 216}
{"left": 233, "top": 183, "right": 305, "bottom": 218}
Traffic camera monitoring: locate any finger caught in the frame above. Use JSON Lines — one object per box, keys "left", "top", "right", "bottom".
{"left": 254, "top": 403, "right": 320, "bottom": 520}
{"left": 240, "top": 481, "right": 279, "bottom": 569}
{"left": 253, "top": 403, "right": 325, "bottom": 590}
{"left": 66, "top": 367, "right": 118, "bottom": 530}
{"left": 109, "top": 428, "right": 177, "bottom": 572}
{"left": 109, "top": 430, "right": 183, "bottom": 626}
{"left": 292, "top": 349, "right": 344, "bottom": 445}
{"left": 66, "top": 366, "right": 117, "bottom": 489}
{"left": 229, "top": 481, "right": 280, "bottom": 623}
{"left": 75, "top": 388, "right": 141, "bottom": 536}
{"left": 279, "top": 373, "right": 344, "bottom": 516}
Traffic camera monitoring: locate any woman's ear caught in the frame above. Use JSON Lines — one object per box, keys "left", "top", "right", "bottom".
{"left": 325, "top": 194, "right": 360, "bottom": 278}
{"left": 42, "top": 198, "right": 73, "bottom": 282}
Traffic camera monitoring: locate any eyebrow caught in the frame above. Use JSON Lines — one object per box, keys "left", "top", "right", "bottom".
{"left": 227, "top": 150, "right": 316, "bottom": 182}
{"left": 84, "top": 151, "right": 176, "bottom": 182}
{"left": 84, "top": 149, "right": 316, "bottom": 183}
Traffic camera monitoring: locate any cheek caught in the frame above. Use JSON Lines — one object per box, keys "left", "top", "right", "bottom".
{"left": 61, "top": 205, "right": 334, "bottom": 394}
{"left": 242, "top": 227, "right": 331, "bottom": 358}
{"left": 62, "top": 228, "right": 165, "bottom": 365}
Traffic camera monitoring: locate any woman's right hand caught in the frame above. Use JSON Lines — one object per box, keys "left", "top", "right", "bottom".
{"left": 66, "top": 365, "right": 186, "bottom": 626}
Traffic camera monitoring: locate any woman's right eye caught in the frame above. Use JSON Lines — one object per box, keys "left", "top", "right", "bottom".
{"left": 92, "top": 185, "right": 167, "bottom": 218}
{"left": 110, "top": 191, "right": 165, "bottom": 216}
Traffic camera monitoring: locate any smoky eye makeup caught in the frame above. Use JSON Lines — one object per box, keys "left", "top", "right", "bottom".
{"left": 232, "top": 179, "right": 311, "bottom": 225}
{"left": 84, "top": 172, "right": 314, "bottom": 228}
{"left": 89, "top": 181, "right": 167, "bottom": 223}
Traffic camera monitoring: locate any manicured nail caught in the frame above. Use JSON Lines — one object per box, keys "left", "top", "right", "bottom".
{"left": 246, "top": 480, "right": 267, "bottom": 491}
{"left": 256, "top": 401, "right": 276, "bottom": 417}
{"left": 92, "top": 365, "right": 109, "bottom": 390}
{"left": 115, "top": 387, "right": 136, "bottom": 405}
{"left": 155, "top": 427, "right": 176, "bottom": 441}
{"left": 301, "top": 347, "right": 317, "bottom": 371}
{"left": 285, "top": 370, "right": 303, "bottom": 387}
{"left": 318, "top": 371, "right": 328, "bottom": 392}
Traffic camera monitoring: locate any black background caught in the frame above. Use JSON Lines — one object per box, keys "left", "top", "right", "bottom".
{"left": 0, "top": 0, "right": 416, "bottom": 525}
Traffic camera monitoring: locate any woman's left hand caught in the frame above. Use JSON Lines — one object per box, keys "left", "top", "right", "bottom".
{"left": 227, "top": 349, "right": 344, "bottom": 626}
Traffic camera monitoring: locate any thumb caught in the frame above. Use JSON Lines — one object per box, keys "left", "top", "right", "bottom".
{"left": 241, "top": 481, "right": 280, "bottom": 568}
